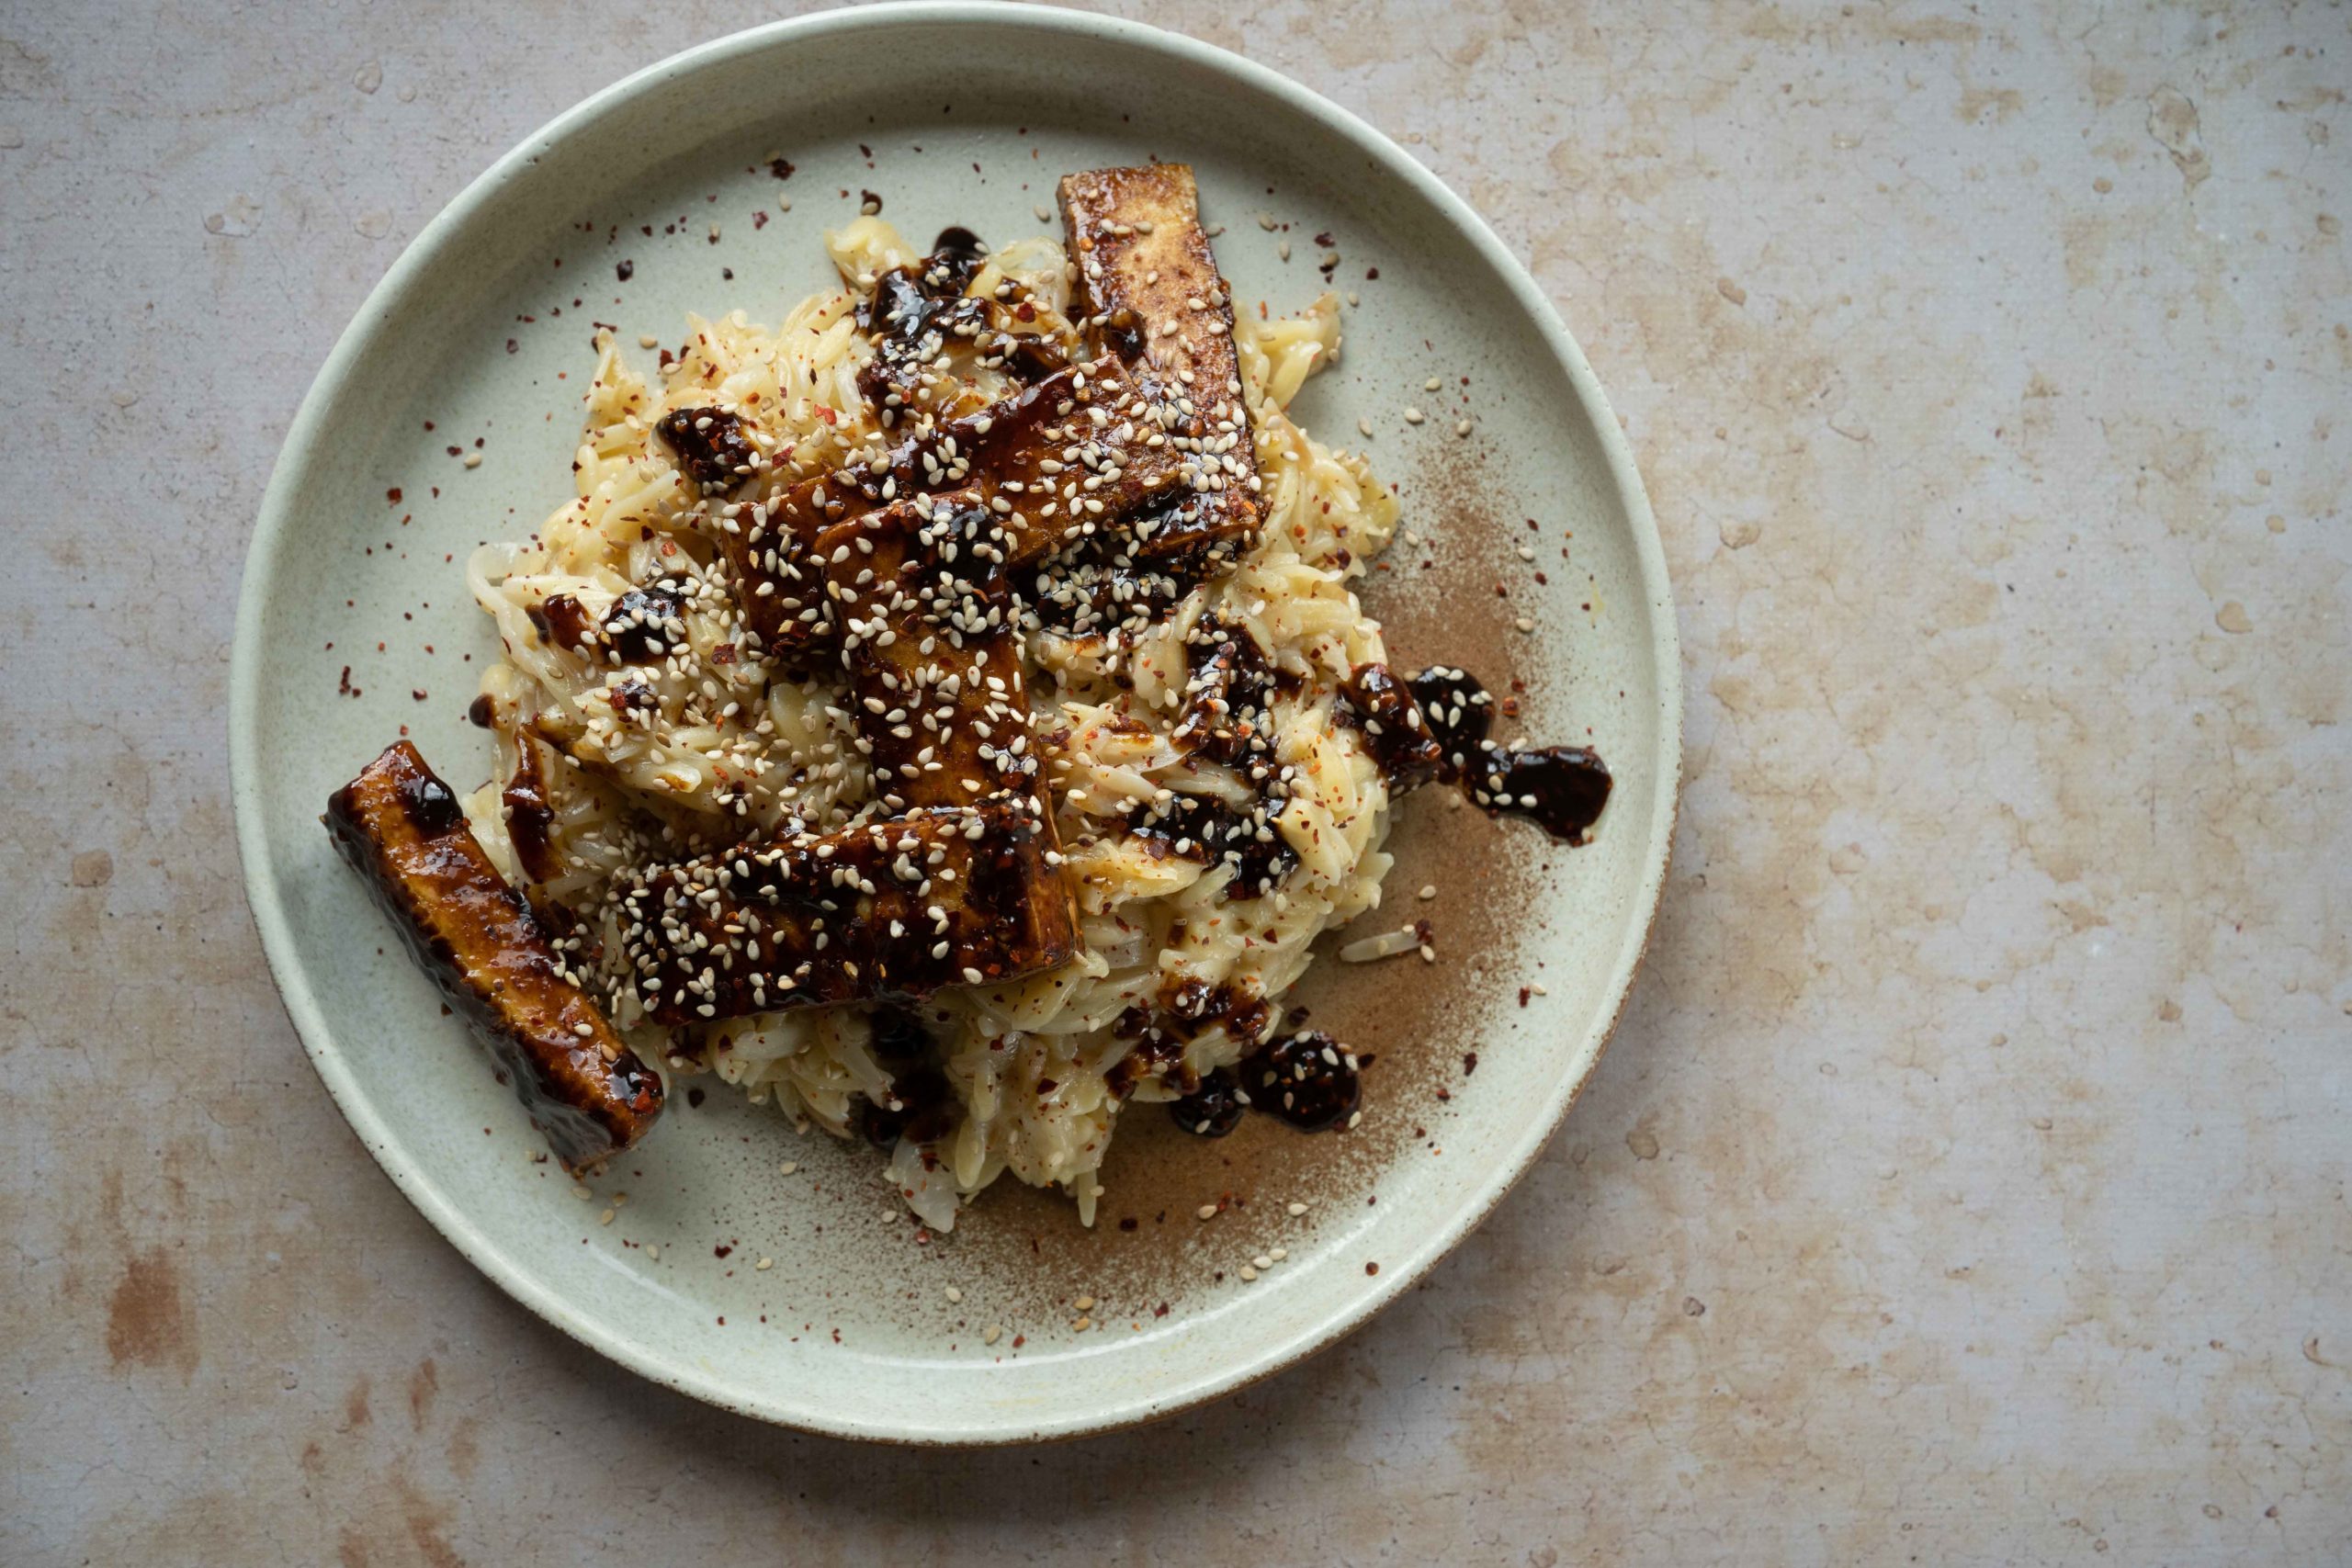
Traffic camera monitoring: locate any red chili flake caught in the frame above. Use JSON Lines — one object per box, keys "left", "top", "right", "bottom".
{"left": 1518, "top": 987, "right": 1532, "bottom": 1008}
{"left": 1463, "top": 1052, "right": 1480, "bottom": 1076}
{"left": 1365, "top": 265, "right": 1380, "bottom": 280}
{"left": 752, "top": 209, "right": 769, "bottom": 230}
{"left": 767, "top": 157, "right": 795, "bottom": 180}
{"left": 714, "top": 1245, "right": 732, "bottom": 1258}
{"left": 411, "top": 689, "right": 427, "bottom": 702}
{"left": 1365, "top": 1262, "right": 1380, "bottom": 1276}
{"left": 616, "top": 259, "right": 634, "bottom": 281}
{"left": 1153, "top": 1303, "right": 1170, "bottom": 1318}
{"left": 1012, "top": 1334, "right": 1024, "bottom": 1348}
{"left": 1313, "top": 231, "right": 1334, "bottom": 247}
{"left": 386, "top": 487, "right": 401, "bottom": 503}
{"left": 685, "top": 1087, "right": 706, "bottom": 1108}
{"left": 505, "top": 339, "right": 517, "bottom": 355}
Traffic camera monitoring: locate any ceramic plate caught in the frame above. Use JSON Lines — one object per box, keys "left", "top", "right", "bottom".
{"left": 232, "top": 3, "right": 1679, "bottom": 1443}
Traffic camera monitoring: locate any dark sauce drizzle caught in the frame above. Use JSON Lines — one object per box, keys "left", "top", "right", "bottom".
{"left": 854, "top": 226, "right": 1069, "bottom": 412}
{"left": 654, "top": 406, "right": 757, "bottom": 493}
{"left": 1124, "top": 616, "right": 1299, "bottom": 899}
{"left": 1340, "top": 665, "right": 1612, "bottom": 846}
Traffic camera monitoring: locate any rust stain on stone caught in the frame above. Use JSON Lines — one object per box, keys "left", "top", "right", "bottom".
{"left": 104, "top": 1246, "right": 196, "bottom": 1374}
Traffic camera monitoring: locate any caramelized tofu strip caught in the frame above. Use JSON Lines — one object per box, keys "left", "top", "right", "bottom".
{"left": 723, "top": 362, "right": 1198, "bottom": 646}
{"left": 323, "top": 741, "right": 663, "bottom": 1167}
{"left": 817, "top": 490, "right": 1043, "bottom": 811}
{"left": 618, "top": 795, "right": 1079, "bottom": 1025}
{"left": 1057, "top": 164, "right": 1261, "bottom": 561}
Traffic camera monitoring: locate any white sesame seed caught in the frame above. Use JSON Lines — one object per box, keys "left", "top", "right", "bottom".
{"left": 1252, "top": 1255, "right": 1273, "bottom": 1270}
{"left": 1238, "top": 1266, "right": 1259, "bottom": 1281}
{"left": 1455, "top": 420, "right": 1473, "bottom": 437}
{"left": 1357, "top": 417, "right": 1374, "bottom": 438}
{"left": 598, "top": 1209, "right": 615, "bottom": 1226}
{"left": 1196, "top": 1203, "right": 1218, "bottom": 1221}
{"left": 639, "top": 333, "right": 660, "bottom": 348}
{"left": 1423, "top": 377, "right": 1442, "bottom": 391}
{"left": 945, "top": 1285, "right": 964, "bottom": 1303}
{"left": 1402, "top": 407, "right": 1424, "bottom": 424}
{"left": 1419, "top": 884, "right": 1437, "bottom": 900}
{"left": 1277, "top": 240, "right": 1291, "bottom": 262}
{"left": 1269, "top": 1247, "right": 1288, "bottom": 1261}
{"left": 983, "top": 1324, "right": 1003, "bottom": 1345}
{"left": 644, "top": 1244, "right": 660, "bottom": 1260}
{"left": 1286, "top": 1201, "right": 1309, "bottom": 1216}
{"left": 778, "top": 1161, "right": 798, "bottom": 1176}
{"left": 1073, "top": 1294, "right": 1094, "bottom": 1312}
{"left": 462, "top": 451, "right": 482, "bottom": 469}
{"left": 1515, "top": 615, "right": 1535, "bottom": 632}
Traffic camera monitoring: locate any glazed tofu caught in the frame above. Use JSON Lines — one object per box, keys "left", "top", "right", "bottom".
{"left": 618, "top": 795, "right": 1080, "bottom": 1026}
{"left": 721, "top": 362, "right": 1200, "bottom": 647}
{"left": 816, "top": 489, "right": 1044, "bottom": 812}
{"left": 1057, "top": 163, "right": 1261, "bottom": 562}
{"left": 324, "top": 741, "right": 664, "bottom": 1168}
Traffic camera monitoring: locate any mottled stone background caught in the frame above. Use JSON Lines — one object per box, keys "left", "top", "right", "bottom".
{"left": 3, "top": 1, "right": 2346, "bottom": 1562}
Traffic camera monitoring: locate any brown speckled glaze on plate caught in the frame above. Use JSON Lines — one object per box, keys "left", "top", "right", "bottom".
{"left": 231, "top": 3, "right": 1680, "bottom": 1444}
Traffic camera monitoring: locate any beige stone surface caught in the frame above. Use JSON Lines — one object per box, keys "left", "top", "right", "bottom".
{"left": 3, "top": 1, "right": 2346, "bottom": 1562}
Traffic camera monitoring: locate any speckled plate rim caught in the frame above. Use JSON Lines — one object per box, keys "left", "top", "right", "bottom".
{"left": 230, "top": 1, "right": 1683, "bottom": 1445}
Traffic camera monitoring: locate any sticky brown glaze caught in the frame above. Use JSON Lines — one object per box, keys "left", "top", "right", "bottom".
{"left": 616, "top": 794, "right": 1078, "bottom": 1025}
{"left": 1337, "top": 662, "right": 1442, "bottom": 783}
{"left": 500, "top": 731, "right": 561, "bottom": 885}
{"left": 1235, "top": 1030, "right": 1362, "bottom": 1132}
{"left": 1124, "top": 789, "right": 1297, "bottom": 900}
{"left": 1171, "top": 615, "right": 1279, "bottom": 763}
{"left": 854, "top": 227, "right": 1069, "bottom": 415}
{"left": 526, "top": 592, "right": 595, "bottom": 654}
{"left": 1351, "top": 664, "right": 1615, "bottom": 846}
{"left": 1465, "top": 743, "right": 1611, "bottom": 846}
{"left": 323, "top": 741, "right": 663, "bottom": 1168}
{"left": 1167, "top": 1067, "right": 1245, "bottom": 1136}
{"left": 602, "top": 585, "right": 686, "bottom": 664}
{"left": 1125, "top": 615, "right": 1299, "bottom": 897}
{"left": 654, "top": 406, "right": 759, "bottom": 493}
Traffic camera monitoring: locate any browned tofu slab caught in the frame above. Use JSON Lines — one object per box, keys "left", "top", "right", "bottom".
{"left": 1057, "top": 163, "right": 1261, "bottom": 561}
{"left": 815, "top": 489, "right": 1043, "bottom": 812}
{"left": 619, "top": 795, "right": 1079, "bottom": 1025}
{"left": 323, "top": 741, "right": 664, "bottom": 1168}
{"left": 721, "top": 362, "right": 1201, "bottom": 647}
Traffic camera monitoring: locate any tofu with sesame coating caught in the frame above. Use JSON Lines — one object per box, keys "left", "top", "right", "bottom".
{"left": 815, "top": 488, "right": 1046, "bottom": 812}
{"left": 1057, "top": 163, "right": 1262, "bottom": 563}
{"left": 617, "top": 795, "right": 1080, "bottom": 1026}
{"left": 722, "top": 361, "right": 1204, "bottom": 647}
{"left": 323, "top": 741, "right": 664, "bottom": 1168}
